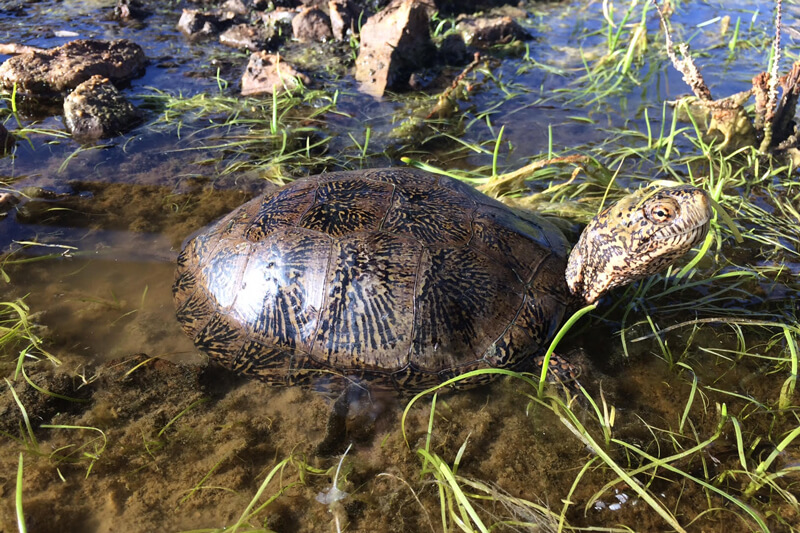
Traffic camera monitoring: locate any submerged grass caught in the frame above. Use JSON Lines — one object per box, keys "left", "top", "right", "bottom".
{"left": 1, "top": 1, "right": 799, "bottom": 531}
{"left": 142, "top": 85, "right": 342, "bottom": 179}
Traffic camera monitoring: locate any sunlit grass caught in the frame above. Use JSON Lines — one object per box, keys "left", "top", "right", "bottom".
{"left": 141, "top": 86, "right": 342, "bottom": 180}
{"left": 0, "top": 1, "right": 798, "bottom": 532}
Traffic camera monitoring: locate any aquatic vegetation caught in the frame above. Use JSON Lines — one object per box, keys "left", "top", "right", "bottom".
{"left": 142, "top": 86, "right": 340, "bottom": 179}
{"left": 0, "top": 0, "right": 799, "bottom": 531}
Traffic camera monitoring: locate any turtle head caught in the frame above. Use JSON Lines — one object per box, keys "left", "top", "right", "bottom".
{"left": 565, "top": 185, "right": 712, "bottom": 304}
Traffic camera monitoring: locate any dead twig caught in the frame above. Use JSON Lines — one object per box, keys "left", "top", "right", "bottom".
{"left": 651, "top": 0, "right": 712, "bottom": 100}
{"left": 477, "top": 155, "right": 591, "bottom": 198}
{"left": 427, "top": 52, "right": 482, "bottom": 119}
{"left": 759, "top": 0, "right": 783, "bottom": 152}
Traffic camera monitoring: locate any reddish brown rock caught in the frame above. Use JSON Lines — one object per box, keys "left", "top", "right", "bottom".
{"left": 329, "top": 0, "right": 359, "bottom": 40}
{"left": 456, "top": 15, "right": 530, "bottom": 47}
{"left": 241, "top": 52, "right": 310, "bottom": 95}
{"left": 292, "top": 7, "right": 333, "bottom": 42}
{"left": 355, "top": 0, "right": 434, "bottom": 97}
{"left": 0, "top": 39, "right": 146, "bottom": 97}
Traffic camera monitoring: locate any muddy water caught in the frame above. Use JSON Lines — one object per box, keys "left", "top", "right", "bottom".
{"left": 1, "top": 1, "right": 798, "bottom": 532}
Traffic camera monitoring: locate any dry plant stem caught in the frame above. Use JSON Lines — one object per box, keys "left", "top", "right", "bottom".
{"left": 753, "top": 72, "right": 770, "bottom": 131}
{"left": 775, "top": 61, "right": 800, "bottom": 145}
{"left": 477, "top": 154, "right": 590, "bottom": 197}
{"left": 759, "top": 0, "right": 783, "bottom": 153}
{"left": 427, "top": 52, "right": 482, "bottom": 119}
{"left": 651, "top": 0, "right": 712, "bottom": 100}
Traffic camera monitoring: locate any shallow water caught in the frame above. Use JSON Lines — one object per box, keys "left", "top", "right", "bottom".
{"left": 1, "top": 1, "right": 799, "bottom": 532}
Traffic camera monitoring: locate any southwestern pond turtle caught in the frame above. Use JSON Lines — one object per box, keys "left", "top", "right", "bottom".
{"left": 173, "top": 167, "right": 712, "bottom": 391}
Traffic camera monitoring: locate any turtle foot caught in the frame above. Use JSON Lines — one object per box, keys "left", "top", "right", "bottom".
{"left": 314, "top": 383, "right": 374, "bottom": 456}
{"left": 533, "top": 353, "right": 583, "bottom": 396}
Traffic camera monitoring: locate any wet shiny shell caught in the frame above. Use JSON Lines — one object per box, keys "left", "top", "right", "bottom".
{"left": 173, "top": 168, "right": 570, "bottom": 391}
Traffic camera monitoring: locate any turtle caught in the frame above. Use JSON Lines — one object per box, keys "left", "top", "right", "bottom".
{"left": 173, "top": 167, "right": 712, "bottom": 393}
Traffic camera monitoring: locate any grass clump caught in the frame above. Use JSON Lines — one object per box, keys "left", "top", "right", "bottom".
{"left": 142, "top": 86, "right": 341, "bottom": 180}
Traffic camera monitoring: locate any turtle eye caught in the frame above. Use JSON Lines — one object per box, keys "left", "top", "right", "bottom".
{"left": 645, "top": 199, "right": 679, "bottom": 224}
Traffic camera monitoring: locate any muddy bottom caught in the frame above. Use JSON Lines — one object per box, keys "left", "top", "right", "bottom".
{"left": 0, "top": 351, "right": 736, "bottom": 533}
{"left": 0, "top": 304, "right": 794, "bottom": 533}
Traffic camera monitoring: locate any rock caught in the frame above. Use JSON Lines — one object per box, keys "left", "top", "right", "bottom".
{"left": 455, "top": 15, "right": 530, "bottom": 47}
{"left": 292, "top": 7, "right": 333, "bottom": 42}
{"left": 63, "top": 75, "right": 141, "bottom": 140}
{"left": 221, "top": 0, "right": 249, "bottom": 16}
{"left": 177, "top": 9, "right": 236, "bottom": 37}
{"left": 355, "top": 0, "right": 434, "bottom": 97}
{"left": 220, "top": 23, "right": 280, "bottom": 51}
{"left": 329, "top": 0, "right": 359, "bottom": 40}
{"left": 0, "top": 39, "right": 146, "bottom": 98}
{"left": 0, "top": 190, "right": 20, "bottom": 214}
{"left": 0, "top": 43, "right": 44, "bottom": 55}
{"left": 438, "top": 33, "right": 469, "bottom": 64}
{"left": 241, "top": 52, "right": 310, "bottom": 95}
{"left": 113, "top": 0, "right": 150, "bottom": 21}
{"left": 262, "top": 8, "right": 296, "bottom": 34}
{"left": 430, "top": 0, "right": 518, "bottom": 14}
{"left": 0, "top": 123, "right": 14, "bottom": 154}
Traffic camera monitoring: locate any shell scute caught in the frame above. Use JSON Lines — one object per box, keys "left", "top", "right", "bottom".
{"left": 193, "top": 312, "right": 247, "bottom": 367}
{"left": 245, "top": 181, "right": 317, "bottom": 241}
{"left": 411, "top": 246, "right": 525, "bottom": 372}
{"left": 200, "top": 246, "right": 251, "bottom": 309}
{"left": 471, "top": 205, "right": 567, "bottom": 283}
{"left": 382, "top": 180, "right": 475, "bottom": 245}
{"left": 298, "top": 177, "right": 394, "bottom": 237}
{"left": 311, "top": 231, "right": 421, "bottom": 370}
{"left": 231, "top": 228, "right": 329, "bottom": 351}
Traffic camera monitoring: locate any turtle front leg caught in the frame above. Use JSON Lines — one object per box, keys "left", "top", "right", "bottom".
{"left": 314, "top": 383, "right": 375, "bottom": 456}
{"left": 533, "top": 353, "right": 582, "bottom": 395}
{"left": 314, "top": 387, "right": 351, "bottom": 456}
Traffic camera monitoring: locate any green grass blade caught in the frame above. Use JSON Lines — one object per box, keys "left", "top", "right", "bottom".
{"left": 16, "top": 452, "right": 26, "bottom": 533}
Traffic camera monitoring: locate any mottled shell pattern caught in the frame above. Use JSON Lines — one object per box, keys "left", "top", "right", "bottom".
{"left": 173, "top": 168, "right": 571, "bottom": 391}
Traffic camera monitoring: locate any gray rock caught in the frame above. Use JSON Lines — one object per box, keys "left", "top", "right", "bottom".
{"left": 0, "top": 39, "right": 146, "bottom": 98}
{"left": 220, "top": 23, "right": 280, "bottom": 51}
{"left": 355, "top": 0, "right": 434, "bottom": 97}
{"left": 63, "top": 75, "right": 141, "bottom": 140}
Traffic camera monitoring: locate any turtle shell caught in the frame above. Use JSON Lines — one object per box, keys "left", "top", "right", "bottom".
{"left": 173, "top": 168, "right": 570, "bottom": 391}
